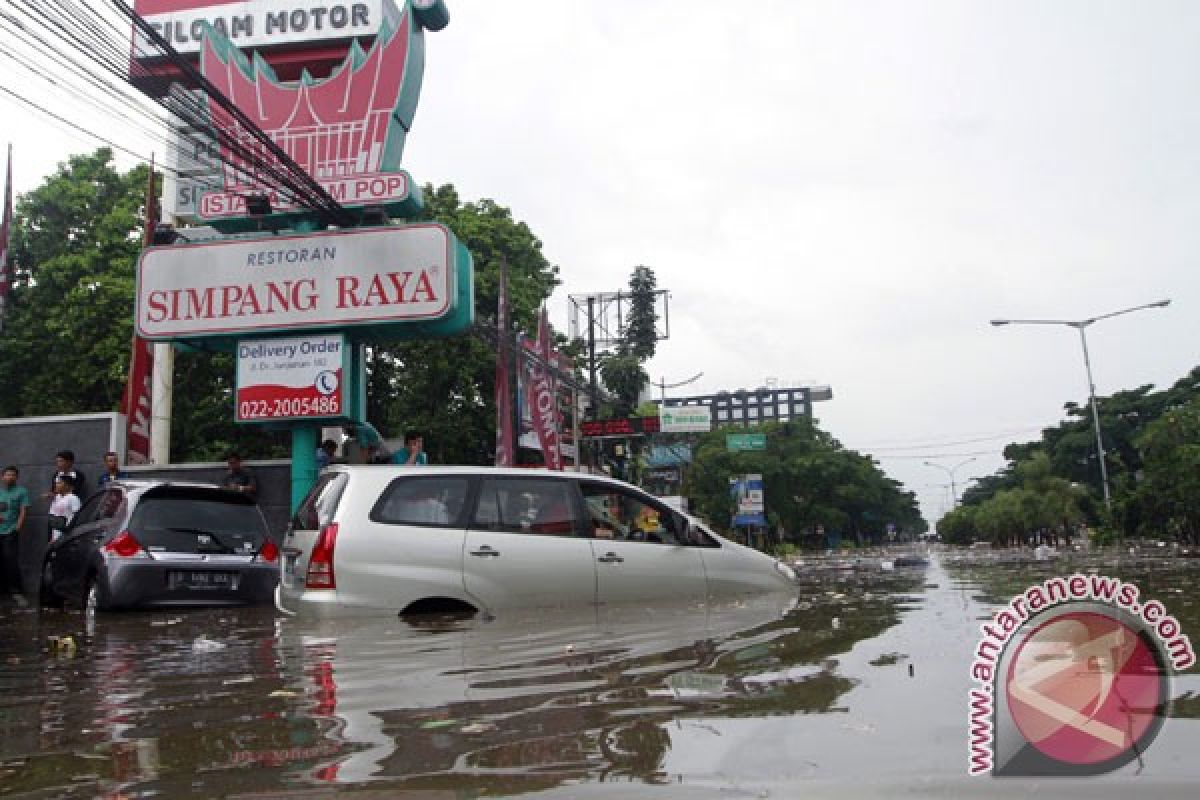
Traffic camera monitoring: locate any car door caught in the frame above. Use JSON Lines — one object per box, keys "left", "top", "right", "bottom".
{"left": 461, "top": 476, "right": 598, "bottom": 611}
{"left": 49, "top": 489, "right": 121, "bottom": 598}
{"left": 578, "top": 481, "right": 707, "bottom": 607}
{"left": 334, "top": 473, "right": 472, "bottom": 612}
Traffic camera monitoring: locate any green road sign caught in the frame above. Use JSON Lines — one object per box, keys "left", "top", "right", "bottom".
{"left": 726, "top": 433, "right": 767, "bottom": 451}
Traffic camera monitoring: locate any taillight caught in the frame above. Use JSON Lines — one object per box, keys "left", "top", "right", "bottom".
{"left": 104, "top": 530, "right": 146, "bottom": 559}
{"left": 305, "top": 523, "right": 338, "bottom": 590}
{"left": 257, "top": 540, "right": 279, "bottom": 563}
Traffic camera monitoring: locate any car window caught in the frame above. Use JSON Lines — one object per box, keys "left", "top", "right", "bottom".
{"left": 97, "top": 488, "right": 125, "bottom": 521}
{"left": 293, "top": 472, "right": 348, "bottom": 531}
{"left": 580, "top": 482, "right": 679, "bottom": 544}
{"left": 371, "top": 476, "right": 469, "bottom": 527}
{"left": 472, "top": 478, "right": 578, "bottom": 536}
{"left": 130, "top": 490, "right": 269, "bottom": 552}
{"left": 68, "top": 492, "right": 106, "bottom": 529}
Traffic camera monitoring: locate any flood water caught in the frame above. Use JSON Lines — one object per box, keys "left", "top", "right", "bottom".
{"left": 2, "top": 549, "right": 1198, "bottom": 798}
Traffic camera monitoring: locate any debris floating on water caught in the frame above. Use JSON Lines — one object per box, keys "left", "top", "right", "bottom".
{"left": 192, "top": 636, "right": 226, "bottom": 653}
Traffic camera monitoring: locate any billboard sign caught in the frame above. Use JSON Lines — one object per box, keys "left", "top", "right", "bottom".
{"left": 135, "top": 223, "right": 473, "bottom": 342}
{"left": 580, "top": 416, "right": 661, "bottom": 439}
{"left": 660, "top": 405, "right": 712, "bottom": 433}
{"left": 731, "top": 473, "right": 766, "bottom": 527}
{"left": 236, "top": 332, "right": 349, "bottom": 422}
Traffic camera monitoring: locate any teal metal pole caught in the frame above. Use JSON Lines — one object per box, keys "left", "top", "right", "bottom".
{"left": 291, "top": 426, "right": 318, "bottom": 512}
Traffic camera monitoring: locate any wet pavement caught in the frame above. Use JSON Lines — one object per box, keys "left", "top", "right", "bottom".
{"left": 1, "top": 548, "right": 1198, "bottom": 798}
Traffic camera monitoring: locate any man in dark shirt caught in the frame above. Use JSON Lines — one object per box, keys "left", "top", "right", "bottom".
{"left": 49, "top": 450, "right": 86, "bottom": 499}
{"left": 97, "top": 451, "right": 128, "bottom": 487}
{"left": 221, "top": 452, "right": 258, "bottom": 501}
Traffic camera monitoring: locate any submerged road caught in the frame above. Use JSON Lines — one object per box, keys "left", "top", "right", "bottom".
{"left": 0, "top": 549, "right": 1197, "bottom": 798}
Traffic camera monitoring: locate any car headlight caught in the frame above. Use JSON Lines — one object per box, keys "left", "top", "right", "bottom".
{"left": 774, "top": 561, "right": 796, "bottom": 582}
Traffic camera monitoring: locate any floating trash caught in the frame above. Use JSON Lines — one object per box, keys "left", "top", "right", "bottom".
{"left": 192, "top": 636, "right": 226, "bottom": 653}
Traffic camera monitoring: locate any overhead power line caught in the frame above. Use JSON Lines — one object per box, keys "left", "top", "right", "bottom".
{"left": 2, "top": 0, "right": 359, "bottom": 226}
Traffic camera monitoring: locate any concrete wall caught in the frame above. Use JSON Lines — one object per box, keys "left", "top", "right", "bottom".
{"left": 0, "top": 413, "right": 293, "bottom": 595}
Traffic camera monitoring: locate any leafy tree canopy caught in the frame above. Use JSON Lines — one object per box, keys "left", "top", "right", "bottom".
{"left": 682, "top": 419, "right": 925, "bottom": 542}
{"left": 951, "top": 365, "right": 1199, "bottom": 544}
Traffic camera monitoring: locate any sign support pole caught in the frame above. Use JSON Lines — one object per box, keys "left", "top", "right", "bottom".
{"left": 291, "top": 425, "right": 317, "bottom": 512}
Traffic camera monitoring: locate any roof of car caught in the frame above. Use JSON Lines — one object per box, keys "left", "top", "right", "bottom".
{"left": 322, "top": 465, "right": 640, "bottom": 489}
{"left": 107, "top": 479, "right": 227, "bottom": 491}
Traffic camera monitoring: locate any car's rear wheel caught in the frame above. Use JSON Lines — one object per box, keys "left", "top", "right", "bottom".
{"left": 39, "top": 558, "right": 63, "bottom": 610}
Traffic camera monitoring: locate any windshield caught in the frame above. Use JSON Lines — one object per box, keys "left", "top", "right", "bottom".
{"left": 129, "top": 490, "right": 268, "bottom": 553}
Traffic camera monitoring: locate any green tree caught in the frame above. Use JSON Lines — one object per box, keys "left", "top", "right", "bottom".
{"left": 960, "top": 365, "right": 1200, "bottom": 541}
{"left": 625, "top": 265, "right": 658, "bottom": 361}
{"left": 1130, "top": 397, "right": 1200, "bottom": 543}
{"left": 0, "top": 149, "right": 290, "bottom": 460}
{"left": 0, "top": 149, "right": 146, "bottom": 415}
{"left": 682, "top": 420, "right": 925, "bottom": 545}
{"left": 940, "top": 453, "right": 1087, "bottom": 546}
{"left": 596, "top": 265, "right": 659, "bottom": 416}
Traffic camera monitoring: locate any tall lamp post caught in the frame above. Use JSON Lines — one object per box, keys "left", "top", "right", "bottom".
{"left": 990, "top": 299, "right": 1171, "bottom": 511}
{"left": 924, "top": 457, "right": 977, "bottom": 507}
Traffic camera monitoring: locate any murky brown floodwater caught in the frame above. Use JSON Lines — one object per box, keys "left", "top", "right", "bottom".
{"left": 1, "top": 548, "right": 1198, "bottom": 798}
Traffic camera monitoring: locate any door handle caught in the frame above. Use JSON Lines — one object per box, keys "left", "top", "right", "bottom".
{"left": 596, "top": 552, "right": 624, "bottom": 564}
{"left": 469, "top": 545, "right": 500, "bottom": 558}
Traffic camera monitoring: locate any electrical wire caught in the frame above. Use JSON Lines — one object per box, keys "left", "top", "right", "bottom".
{"left": 1, "top": 0, "right": 357, "bottom": 225}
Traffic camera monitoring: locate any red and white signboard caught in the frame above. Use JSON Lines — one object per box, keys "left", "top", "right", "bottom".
{"left": 134, "top": 1, "right": 390, "bottom": 56}
{"left": 199, "top": 172, "right": 411, "bottom": 219}
{"left": 135, "top": 224, "right": 453, "bottom": 339}
{"left": 236, "top": 333, "right": 347, "bottom": 421}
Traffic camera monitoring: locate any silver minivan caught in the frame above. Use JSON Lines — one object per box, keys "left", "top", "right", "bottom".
{"left": 277, "top": 466, "right": 795, "bottom": 616}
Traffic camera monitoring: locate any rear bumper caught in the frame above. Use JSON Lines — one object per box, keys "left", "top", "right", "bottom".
{"left": 275, "top": 586, "right": 378, "bottom": 618}
{"left": 101, "top": 560, "right": 278, "bottom": 609}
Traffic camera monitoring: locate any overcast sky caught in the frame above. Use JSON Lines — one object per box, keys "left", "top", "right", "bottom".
{"left": 2, "top": 1, "right": 1196, "bottom": 523}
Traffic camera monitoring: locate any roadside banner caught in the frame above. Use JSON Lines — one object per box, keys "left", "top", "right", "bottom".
{"left": 122, "top": 155, "right": 157, "bottom": 464}
{"left": 521, "top": 311, "right": 563, "bottom": 470}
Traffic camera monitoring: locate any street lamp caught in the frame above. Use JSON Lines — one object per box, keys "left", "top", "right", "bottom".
{"left": 990, "top": 299, "right": 1171, "bottom": 511}
{"left": 924, "top": 457, "right": 976, "bottom": 507}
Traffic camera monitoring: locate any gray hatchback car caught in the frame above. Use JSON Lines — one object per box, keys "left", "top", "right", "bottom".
{"left": 40, "top": 480, "right": 279, "bottom": 613}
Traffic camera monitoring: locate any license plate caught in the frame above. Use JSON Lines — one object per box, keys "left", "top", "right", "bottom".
{"left": 168, "top": 571, "right": 237, "bottom": 590}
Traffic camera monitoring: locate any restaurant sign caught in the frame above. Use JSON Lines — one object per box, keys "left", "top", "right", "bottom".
{"left": 135, "top": 223, "right": 473, "bottom": 342}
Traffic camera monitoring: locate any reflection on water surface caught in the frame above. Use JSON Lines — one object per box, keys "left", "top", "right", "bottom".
{"left": 1, "top": 549, "right": 1197, "bottom": 798}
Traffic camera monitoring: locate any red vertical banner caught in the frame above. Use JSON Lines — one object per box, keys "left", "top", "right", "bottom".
{"left": 122, "top": 157, "right": 157, "bottom": 464}
{"left": 494, "top": 259, "right": 514, "bottom": 467}
{"left": 0, "top": 144, "right": 12, "bottom": 331}
{"left": 522, "top": 309, "right": 563, "bottom": 470}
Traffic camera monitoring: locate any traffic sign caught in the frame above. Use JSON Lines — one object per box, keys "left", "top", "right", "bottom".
{"left": 726, "top": 433, "right": 767, "bottom": 451}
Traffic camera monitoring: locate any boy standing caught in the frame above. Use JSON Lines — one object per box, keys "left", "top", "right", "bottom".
{"left": 0, "top": 466, "right": 30, "bottom": 597}
{"left": 50, "top": 450, "right": 86, "bottom": 499}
